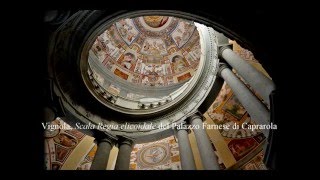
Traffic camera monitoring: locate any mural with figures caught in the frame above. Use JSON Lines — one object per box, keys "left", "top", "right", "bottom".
{"left": 44, "top": 118, "right": 95, "bottom": 170}
{"left": 89, "top": 16, "right": 201, "bottom": 88}
{"left": 130, "top": 136, "right": 181, "bottom": 170}
{"left": 206, "top": 41, "right": 270, "bottom": 166}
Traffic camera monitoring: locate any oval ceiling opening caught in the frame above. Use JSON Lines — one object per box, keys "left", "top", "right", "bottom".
{"left": 85, "top": 16, "right": 203, "bottom": 113}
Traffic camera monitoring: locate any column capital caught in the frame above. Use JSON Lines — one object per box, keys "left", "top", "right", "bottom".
{"left": 117, "top": 136, "right": 135, "bottom": 147}
{"left": 218, "top": 62, "right": 230, "bottom": 77}
{"left": 218, "top": 45, "right": 232, "bottom": 58}
{"left": 93, "top": 130, "right": 117, "bottom": 146}
{"left": 174, "top": 120, "right": 192, "bottom": 134}
{"left": 98, "top": 137, "right": 115, "bottom": 146}
{"left": 188, "top": 112, "right": 204, "bottom": 123}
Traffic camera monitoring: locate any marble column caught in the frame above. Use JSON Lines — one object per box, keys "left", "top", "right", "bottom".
{"left": 220, "top": 46, "right": 275, "bottom": 107}
{"left": 219, "top": 63, "right": 270, "bottom": 136}
{"left": 175, "top": 125, "right": 196, "bottom": 170}
{"left": 90, "top": 137, "right": 114, "bottom": 170}
{"left": 115, "top": 138, "right": 134, "bottom": 170}
{"left": 189, "top": 114, "right": 220, "bottom": 170}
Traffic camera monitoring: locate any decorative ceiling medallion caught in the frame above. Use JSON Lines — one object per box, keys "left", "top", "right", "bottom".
{"left": 137, "top": 143, "right": 170, "bottom": 168}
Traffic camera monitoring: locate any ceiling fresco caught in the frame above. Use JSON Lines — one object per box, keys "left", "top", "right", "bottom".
{"left": 89, "top": 16, "right": 200, "bottom": 88}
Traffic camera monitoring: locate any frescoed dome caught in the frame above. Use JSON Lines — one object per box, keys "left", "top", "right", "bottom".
{"left": 88, "top": 16, "right": 201, "bottom": 101}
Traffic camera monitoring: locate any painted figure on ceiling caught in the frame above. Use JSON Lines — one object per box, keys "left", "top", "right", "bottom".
{"left": 171, "top": 55, "right": 187, "bottom": 73}
{"left": 157, "top": 16, "right": 169, "bottom": 27}
{"left": 92, "top": 41, "right": 106, "bottom": 61}
{"left": 143, "top": 41, "right": 150, "bottom": 51}
{"left": 127, "top": 31, "right": 136, "bottom": 42}
{"left": 117, "top": 19, "right": 137, "bottom": 44}
{"left": 143, "top": 16, "right": 169, "bottom": 28}
{"left": 181, "top": 23, "right": 193, "bottom": 42}
{"left": 174, "top": 36, "right": 182, "bottom": 47}
{"left": 120, "top": 52, "right": 135, "bottom": 70}
{"left": 134, "top": 59, "right": 143, "bottom": 73}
